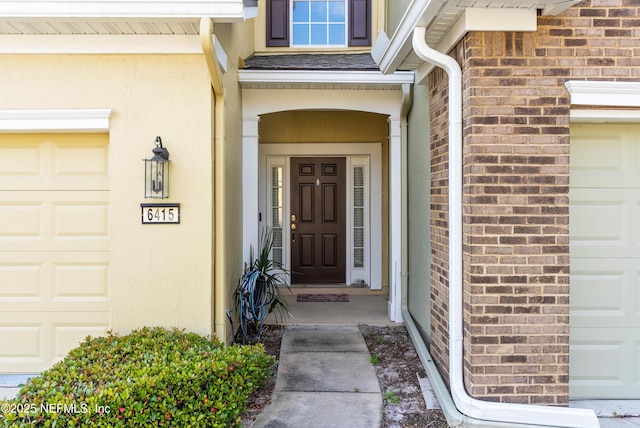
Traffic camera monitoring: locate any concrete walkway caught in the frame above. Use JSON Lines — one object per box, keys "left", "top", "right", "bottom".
{"left": 252, "top": 324, "right": 382, "bottom": 428}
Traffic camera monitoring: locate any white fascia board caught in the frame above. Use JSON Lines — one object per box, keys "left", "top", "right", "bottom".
{"left": 0, "top": 34, "right": 201, "bottom": 54}
{"left": 0, "top": 109, "right": 113, "bottom": 132}
{"left": 565, "top": 80, "right": 640, "bottom": 107}
{"left": 463, "top": 8, "right": 537, "bottom": 32}
{"left": 238, "top": 70, "right": 415, "bottom": 86}
{"left": 0, "top": 1, "right": 247, "bottom": 22}
{"left": 373, "top": 0, "right": 446, "bottom": 74}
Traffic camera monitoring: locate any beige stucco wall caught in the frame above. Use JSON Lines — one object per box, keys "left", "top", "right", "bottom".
{"left": 0, "top": 54, "right": 216, "bottom": 336}
{"left": 211, "top": 22, "right": 256, "bottom": 342}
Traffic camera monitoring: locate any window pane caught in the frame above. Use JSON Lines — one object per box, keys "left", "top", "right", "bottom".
{"left": 354, "top": 248, "right": 364, "bottom": 268}
{"left": 310, "top": 1, "right": 327, "bottom": 22}
{"left": 328, "top": 1, "right": 344, "bottom": 22}
{"left": 328, "top": 24, "right": 344, "bottom": 44}
{"left": 293, "top": 23, "right": 309, "bottom": 44}
{"left": 354, "top": 207, "right": 364, "bottom": 227}
{"left": 310, "top": 24, "right": 326, "bottom": 44}
{"left": 292, "top": 1, "right": 309, "bottom": 22}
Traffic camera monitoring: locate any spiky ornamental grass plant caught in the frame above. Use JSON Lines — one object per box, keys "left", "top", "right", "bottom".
{"left": 235, "top": 228, "right": 292, "bottom": 343}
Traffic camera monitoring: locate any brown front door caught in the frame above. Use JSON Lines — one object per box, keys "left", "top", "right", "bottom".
{"left": 290, "top": 157, "right": 346, "bottom": 284}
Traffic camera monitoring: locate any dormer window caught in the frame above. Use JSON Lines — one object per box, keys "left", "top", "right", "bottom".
{"left": 292, "top": 0, "right": 346, "bottom": 46}
{"left": 266, "top": 0, "right": 371, "bottom": 47}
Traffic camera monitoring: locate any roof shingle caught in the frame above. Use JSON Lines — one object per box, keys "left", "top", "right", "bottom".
{"left": 243, "top": 53, "right": 379, "bottom": 71}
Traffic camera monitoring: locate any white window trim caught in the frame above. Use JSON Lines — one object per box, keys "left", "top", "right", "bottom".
{"left": 349, "top": 157, "right": 370, "bottom": 283}
{"left": 290, "top": 0, "right": 348, "bottom": 48}
{"left": 0, "top": 109, "right": 113, "bottom": 133}
{"left": 260, "top": 143, "right": 382, "bottom": 289}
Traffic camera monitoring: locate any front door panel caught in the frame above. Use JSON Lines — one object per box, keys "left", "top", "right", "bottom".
{"left": 290, "top": 157, "right": 346, "bottom": 283}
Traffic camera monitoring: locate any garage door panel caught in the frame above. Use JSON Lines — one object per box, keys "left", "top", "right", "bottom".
{"left": 0, "top": 203, "right": 41, "bottom": 237}
{"left": 0, "top": 144, "right": 40, "bottom": 177}
{"left": 0, "top": 264, "right": 41, "bottom": 297}
{"left": 571, "top": 125, "right": 640, "bottom": 189}
{"left": 0, "top": 134, "right": 108, "bottom": 191}
{"left": 570, "top": 328, "right": 640, "bottom": 399}
{"left": 0, "top": 314, "right": 110, "bottom": 372}
{"left": 1, "top": 252, "right": 109, "bottom": 305}
{"left": 0, "top": 326, "right": 42, "bottom": 359}
{"left": 570, "top": 123, "right": 640, "bottom": 399}
{"left": 571, "top": 258, "right": 639, "bottom": 328}
{"left": 54, "top": 144, "right": 108, "bottom": 178}
{"left": 54, "top": 202, "right": 109, "bottom": 239}
{"left": 0, "top": 191, "right": 109, "bottom": 252}
{"left": 0, "top": 133, "right": 110, "bottom": 373}
{"left": 570, "top": 189, "right": 639, "bottom": 258}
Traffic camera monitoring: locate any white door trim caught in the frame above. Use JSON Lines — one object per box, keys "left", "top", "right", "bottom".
{"left": 259, "top": 144, "right": 382, "bottom": 290}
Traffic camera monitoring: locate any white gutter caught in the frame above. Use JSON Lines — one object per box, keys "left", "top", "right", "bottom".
{"left": 410, "top": 26, "right": 599, "bottom": 428}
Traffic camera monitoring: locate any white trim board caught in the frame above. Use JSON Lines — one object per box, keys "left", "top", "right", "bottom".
{"left": 566, "top": 81, "right": 640, "bottom": 108}
{"left": 0, "top": 109, "right": 113, "bottom": 132}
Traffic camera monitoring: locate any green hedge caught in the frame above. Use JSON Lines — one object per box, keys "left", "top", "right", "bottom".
{"left": 1, "top": 327, "right": 274, "bottom": 427}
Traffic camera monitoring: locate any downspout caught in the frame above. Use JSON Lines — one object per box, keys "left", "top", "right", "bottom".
{"left": 400, "top": 83, "right": 411, "bottom": 314}
{"left": 200, "top": 17, "right": 227, "bottom": 341}
{"left": 404, "top": 26, "right": 599, "bottom": 428}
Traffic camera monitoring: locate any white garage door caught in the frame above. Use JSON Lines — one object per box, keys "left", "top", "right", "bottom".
{"left": 569, "top": 123, "right": 640, "bottom": 399}
{"left": 0, "top": 134, "right": 110, "bottom": 373}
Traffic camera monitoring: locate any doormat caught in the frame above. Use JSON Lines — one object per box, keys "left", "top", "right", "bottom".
{"left": 296, "top": 294, "right": 349, "bottom": 303}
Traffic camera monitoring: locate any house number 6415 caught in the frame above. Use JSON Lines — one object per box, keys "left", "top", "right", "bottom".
{"left": 140, "top": 203, "right": 180, "bottom": 224}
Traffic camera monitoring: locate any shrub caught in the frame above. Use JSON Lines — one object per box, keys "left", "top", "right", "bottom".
{"left": 0, "top": 327, "right": 274, "bottom": 427}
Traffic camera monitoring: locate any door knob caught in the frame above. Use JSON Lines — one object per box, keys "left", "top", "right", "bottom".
{"left": 290, "top": 223, "right": 297, "bottom": 231}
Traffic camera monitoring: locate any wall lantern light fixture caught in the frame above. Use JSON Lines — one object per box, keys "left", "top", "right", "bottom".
{"left": 144, "top": 136, "right": 170, "bottom": 199}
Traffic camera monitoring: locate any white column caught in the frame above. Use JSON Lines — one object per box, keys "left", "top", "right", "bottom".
{"left": 242, "top": 115, "right": 260, "bottom": 265}
{"left": 388, "top": 116, "right": 403, "bottom": 322}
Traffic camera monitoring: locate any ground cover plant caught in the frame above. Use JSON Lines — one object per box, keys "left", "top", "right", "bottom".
{"left": 0, "top": 327, "right": 274, "bottom": 427}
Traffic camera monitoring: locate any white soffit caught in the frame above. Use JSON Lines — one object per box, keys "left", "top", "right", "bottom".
{"left": 0, "top": 109, "right": 114, "bottom": 132}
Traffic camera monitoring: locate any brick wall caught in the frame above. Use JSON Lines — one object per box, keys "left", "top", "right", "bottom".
{"left": 429, "top": 0, "right": 640, "bottom": 405}
{"left": 429, "top": 65, "right": 452, "bottom": 384}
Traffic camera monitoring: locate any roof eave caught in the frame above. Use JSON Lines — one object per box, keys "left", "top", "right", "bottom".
{"left": 373, "top": 0, "right": 581, "bottom": 75}
{"left": 0, "top": 0, "right": 255, "bottom": 22}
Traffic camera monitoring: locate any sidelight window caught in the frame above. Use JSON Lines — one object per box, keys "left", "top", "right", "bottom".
{"left": 270, "top": 166, "right": 284, "bottom": 264}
